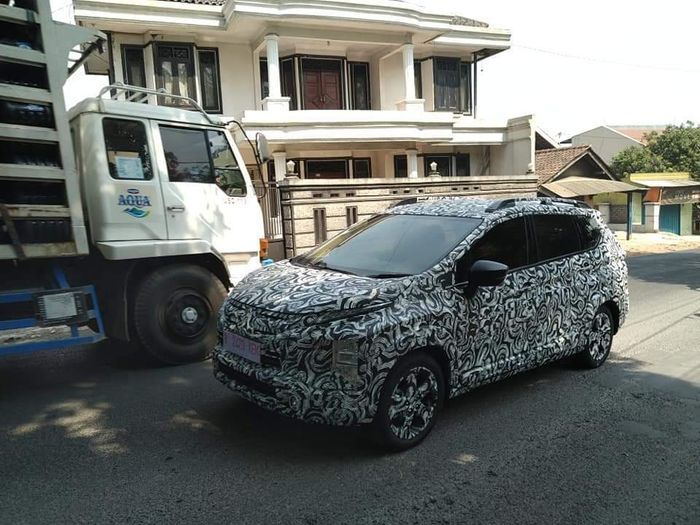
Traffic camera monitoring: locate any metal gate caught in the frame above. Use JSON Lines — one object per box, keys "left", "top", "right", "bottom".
{"left": 659, "top": 204, "right": 681, "bottom": 234}
{"left": 258, "top": 182, "right": 283, "bottom": 239}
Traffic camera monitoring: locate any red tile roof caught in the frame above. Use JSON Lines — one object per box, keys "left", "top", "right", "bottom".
{"left": 609, "top": 126, "right": 667, "bottom": 145}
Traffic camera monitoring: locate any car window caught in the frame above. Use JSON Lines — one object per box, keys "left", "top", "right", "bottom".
{"left": 103, "top": 118, "right": 152, "bottom": 180}
{"left": 292, "top": 214, "right": 482, "bottom": 278}
{"left": 207, "top": 130, "right": 247, "bottom": 197}
{"left": 576, "top": 215, "right": 601, "bottom": 250}
{"left": 532, "top": 214, "right": 581, "bottom": 262}
{"left": 160, "top": 126, "right": 214, "bottom": 183}
{"left": 467, "top": 217, "right": 529, "bottom": 270}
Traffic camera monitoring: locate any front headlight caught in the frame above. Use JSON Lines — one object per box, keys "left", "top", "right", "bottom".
{"left": 313, "top": 301, "right": 391, "bottom": 325}
{"left": 332, "top": 340, "right": 360, "bottom": 383}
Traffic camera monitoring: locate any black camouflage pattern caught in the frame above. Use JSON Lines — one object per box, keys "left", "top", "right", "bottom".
{"left": 213, "top": 198, "right": 629, "bottom": 426}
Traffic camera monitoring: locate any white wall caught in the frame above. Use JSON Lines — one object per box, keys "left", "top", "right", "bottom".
{"left": 490, "top": 116, "right": 535, "bottom": 175}
{"left": 571, "top": 126, "right": 640, "bottom": 164}
{"left": 379, "top": 52, "right": 405, "bottom": 110}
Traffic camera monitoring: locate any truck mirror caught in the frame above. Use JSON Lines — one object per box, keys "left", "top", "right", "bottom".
{"left": 256, "top": 133, "right": 271, "bottom": 163}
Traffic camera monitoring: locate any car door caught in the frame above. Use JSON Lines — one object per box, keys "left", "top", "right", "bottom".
{"left": 154, "top": 124, "right": 260, "bottom": 255}
{"left": 528, "top": 214, "right": 583, "bottom": 361}
{"left": 449, "top": 216, "right": 539, "bottom": 390}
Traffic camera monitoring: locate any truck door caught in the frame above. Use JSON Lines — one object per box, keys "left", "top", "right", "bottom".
{"left": 152, "top": 124, "right": 263, "bottom": 256}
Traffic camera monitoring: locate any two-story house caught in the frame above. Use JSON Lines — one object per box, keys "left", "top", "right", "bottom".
{"left": 73, "top": 0, "right": 538, "bottom": 254}
{"left": 74, "top": 0, "right": 535, "bottom": 177}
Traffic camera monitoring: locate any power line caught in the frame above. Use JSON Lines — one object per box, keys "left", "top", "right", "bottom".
{"left": 512, "top": 44, "right": 700, "bottom": 74}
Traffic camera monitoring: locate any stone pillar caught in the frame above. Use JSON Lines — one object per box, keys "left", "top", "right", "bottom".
{"left": 272, "top": 151, "right": 287, "bottom": 182}
{"left": 407, "top": 149, "right": 419, "bottom": 179}
{"left": 262, "top": 34, "right": 290, "bottom": 111}
{"left": 644, "top": 202, "right": 660, "bottom": 233}
{"left": 397, "top": 43, "right": 424, "bottom": 112}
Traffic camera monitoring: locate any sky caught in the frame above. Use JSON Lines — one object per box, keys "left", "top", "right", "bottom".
{"left": 53, "top": 0, "right": 700, "bottom": 140}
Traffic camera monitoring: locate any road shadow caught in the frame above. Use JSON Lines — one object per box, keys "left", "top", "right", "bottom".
{"left": 626, "top": 249, "right": 700, "bottom": 291}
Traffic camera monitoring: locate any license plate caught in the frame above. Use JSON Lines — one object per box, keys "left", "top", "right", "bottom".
{"left": 224, "top": 331, "right": 261, "bottom": 364}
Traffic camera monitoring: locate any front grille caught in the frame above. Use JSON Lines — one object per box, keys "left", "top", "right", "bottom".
{"left": 217, "top": 361, "right": 276, "bottom": 396}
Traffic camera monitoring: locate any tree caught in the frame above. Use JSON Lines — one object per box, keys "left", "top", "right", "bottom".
{"left": 611, "top": 121, "right": 700, "bottom": 179}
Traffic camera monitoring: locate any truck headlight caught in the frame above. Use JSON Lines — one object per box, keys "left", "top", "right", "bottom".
{"left": 332, "top": 340, "right": 360, "bottom": 383}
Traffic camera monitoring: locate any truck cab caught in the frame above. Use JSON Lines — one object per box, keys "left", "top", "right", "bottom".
{"left": 70, "top": 94, "right": 264, "bottom": 283}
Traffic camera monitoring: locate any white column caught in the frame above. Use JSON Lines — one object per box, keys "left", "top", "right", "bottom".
{"left": 265, "top": 34, "right": 281, "bottom": 99}
{"left": 273, "top": 152, "right": 287, "bottom": 182}
{"left": 397, "top": 43, "right": 424, "bottom": 111}
{"left": 402, "top": 44, "right": 416, "bottom": 101}
{"left": 262, "top": 34, "right": 290, "bottom": 111}
{"left": 407, "top": 149, "right": 419, "bottom": 179}
{"left": 644, "top": 202, "right": 661, "bottom": 233}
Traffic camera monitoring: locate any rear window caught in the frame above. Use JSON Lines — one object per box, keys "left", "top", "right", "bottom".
{"left": 576, "top": 215, "right": 602, "bottom": 250}
{"left": 532, "top": 214, "right": 581, "bottom": 263}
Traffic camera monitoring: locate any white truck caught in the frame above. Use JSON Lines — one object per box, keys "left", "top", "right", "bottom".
{"left": 0, "top": 1, "right": 269, "bottom": 363}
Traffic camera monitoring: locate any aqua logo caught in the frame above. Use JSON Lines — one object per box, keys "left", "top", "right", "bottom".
{"left": 118, "top": 188, "right": 152, "bottom": 218}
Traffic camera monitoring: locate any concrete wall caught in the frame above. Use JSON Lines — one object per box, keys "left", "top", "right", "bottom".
{"left": 277, "top": 175, "right": 538, "bottom": 257}
{"left": 571, "top": 126, "right": 640, "bottom": 165}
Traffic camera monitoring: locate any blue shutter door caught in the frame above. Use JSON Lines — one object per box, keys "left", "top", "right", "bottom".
{"left": 659, "top": 204, "right": 681, "bottom": 234}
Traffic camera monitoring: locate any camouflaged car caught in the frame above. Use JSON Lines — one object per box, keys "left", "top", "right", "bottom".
{"left": 213, "top": 197, "right": 629, "bottom": 449}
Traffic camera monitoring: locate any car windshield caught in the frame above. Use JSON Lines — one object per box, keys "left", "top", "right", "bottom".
{"left": 291, "top": 214, "right": 482, "bottom": 278}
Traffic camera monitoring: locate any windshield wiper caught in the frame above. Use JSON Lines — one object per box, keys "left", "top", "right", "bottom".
{"left": 308, "top": 260, "right": 356, "bottom": 275}
{"left": 366, "top": 272, "right": 410, "bottom": 279}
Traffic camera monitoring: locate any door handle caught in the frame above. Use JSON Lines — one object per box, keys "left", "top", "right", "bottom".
{"left": 167, "top": 205, "right": 185, "bottom": 212}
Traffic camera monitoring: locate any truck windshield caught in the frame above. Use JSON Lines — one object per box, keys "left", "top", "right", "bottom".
{"left": 291, "top": 214, "right": 481, "bottom": 278}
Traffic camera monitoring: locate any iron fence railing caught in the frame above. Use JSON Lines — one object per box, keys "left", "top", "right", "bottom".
{"left": 259, "top": 182, "right": 283, "bottom": 240}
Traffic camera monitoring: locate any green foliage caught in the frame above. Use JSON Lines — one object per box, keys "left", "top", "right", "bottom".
{"left": 611, "top": 121, "right": 700, "bottom": 179}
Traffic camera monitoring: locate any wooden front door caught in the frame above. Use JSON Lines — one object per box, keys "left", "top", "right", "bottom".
{"left": 302, "top": 59, "right": 343, "bottom": 110}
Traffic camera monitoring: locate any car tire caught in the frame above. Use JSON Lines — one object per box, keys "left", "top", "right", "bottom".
{"left": 372, "top": 352, "right": 445, "bottom": 451}
{"left": 577, "top": 305, "right": 614, "bottom": 369}
{"left": 132, "top": 264, "right": 227, "bottom": 365}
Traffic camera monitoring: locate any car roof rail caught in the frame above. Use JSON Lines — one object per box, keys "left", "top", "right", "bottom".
{"left": 486, "top": 197, "right": 590, "bottom": 213}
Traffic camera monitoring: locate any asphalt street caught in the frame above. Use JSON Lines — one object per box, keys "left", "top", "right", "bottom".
{"left": 1, "top": 250, "right": 699, "bottom": 524}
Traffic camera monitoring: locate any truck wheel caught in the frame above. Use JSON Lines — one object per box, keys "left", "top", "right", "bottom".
{"left": 132, "top": 264, "right": 227, "bottom": 365}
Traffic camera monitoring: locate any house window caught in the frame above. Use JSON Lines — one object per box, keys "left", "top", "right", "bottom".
{"left": 349, "top": 62, "right": 370, "bottom": 110}
{"left": 353, "top": 158, "right": 371, "bottom": 178}
{"left": 121, "top": 45, "right": 146, "bottom": 89}
{"left": 260, "top": 59, "right": 269, "bottom": 99}
{"left": 459, "top": 62, "right": 472, "bottom": 114}
{"left": 434, "top": 57, "right": 472, "bottom": 113}
{"left": 305, "top": 159, "right": 349, "bottom": 179}
{"left": 394, "top": 155, "right": 408, "bottom": 178}
{"left": 154, "top": 43, "right": 196, "bottom": 106}
{"left": 414, "top": 60, "right": 423, "bottom": 99}
{"left": 281, "top": 57, "right": 297, "bottom": 110}
{"left": 260, "top": 57, "right": 297, "bottom": 108}
{"left": 456, "top": 154, "right": 470, "bottom": 177}
{"left": 425, "top": 155, "right": 452, "bottom": 177}
{"left": 197, "top": 48, "right": 222, "bottom": 113}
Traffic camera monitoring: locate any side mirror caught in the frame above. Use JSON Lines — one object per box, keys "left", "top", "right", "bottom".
{"left": 469, "top": 259, "right": 508, "bottom": 288}
{"left": 256, "top": 133, "right": 271, "bottom": 163}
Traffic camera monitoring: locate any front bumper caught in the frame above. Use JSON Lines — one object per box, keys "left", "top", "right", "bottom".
{"left": 213, "top": 346, "right": 373, "bottom": 426}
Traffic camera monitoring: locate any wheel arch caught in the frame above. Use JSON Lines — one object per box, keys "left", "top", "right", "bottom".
{"left": 602, "top": 299, "right": 621, "bottom": 334}
{"left": 121, "top": 254, "right": 231, "bottom": 341}
{"left": 416, "top": 345, "right": 452, "bottom": 396}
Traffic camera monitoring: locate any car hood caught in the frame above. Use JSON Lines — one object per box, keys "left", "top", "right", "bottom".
{"left": 228, "top": 261, "right": 404, "bottom": 315}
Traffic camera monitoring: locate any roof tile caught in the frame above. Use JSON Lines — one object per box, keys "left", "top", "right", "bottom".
{"left": 535, "top": 146, "right": 590, "bottom": 185}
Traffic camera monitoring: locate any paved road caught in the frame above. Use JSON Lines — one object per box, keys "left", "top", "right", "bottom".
{"left": 1, "top": 251, "right": 699, "bottom": 524}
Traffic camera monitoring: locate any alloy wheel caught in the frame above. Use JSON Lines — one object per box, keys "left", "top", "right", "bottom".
{"left": 388, "top": 365, "right": 440, "bottom": 441}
